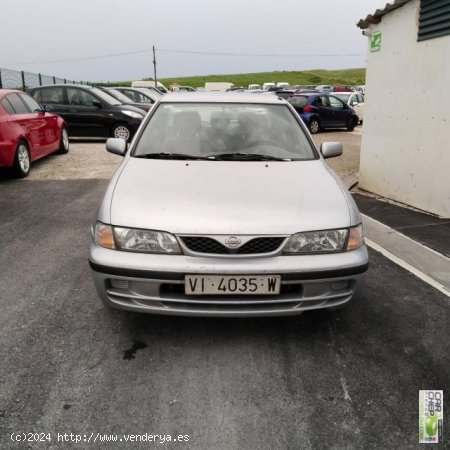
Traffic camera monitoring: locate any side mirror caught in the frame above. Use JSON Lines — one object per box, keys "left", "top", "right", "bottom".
{"left": 351, "top": 102, "right": 358, "bottom": 106}
{"left": 321, "top": 142, "right": 343, "bottom": 159}
{"left": 42, "top": 104, "right": 53, "bottom": 112}
{"left": 92, "top": 100, "right": 102, "bottom": 109}
{"left": 106, "top": 138, "right": 127, "bottom": 156}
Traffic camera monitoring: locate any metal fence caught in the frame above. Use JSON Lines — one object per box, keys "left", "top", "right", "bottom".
{"left": 0, "top": 67, "right": 92, "bottom": 91}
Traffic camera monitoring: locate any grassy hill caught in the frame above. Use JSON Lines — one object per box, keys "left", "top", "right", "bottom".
{"left": 103, "top": 68, "right": 366, "bottom": 88}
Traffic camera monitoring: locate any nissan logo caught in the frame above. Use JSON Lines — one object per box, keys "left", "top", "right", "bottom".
{"left": 224, "top": 236, "right": 241, "bottom": 248}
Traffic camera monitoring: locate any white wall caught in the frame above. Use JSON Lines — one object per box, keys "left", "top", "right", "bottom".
{"left": 360, "top": 0, "right": 450, "bottom": 217}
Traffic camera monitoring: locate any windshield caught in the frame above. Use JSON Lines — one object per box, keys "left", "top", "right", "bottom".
{"left": 90, "top": 88, "right": 121, "bottom": 105}
{"left": 137, "top": 88, "right": 162, "bottom": 101}
{"left": 133, "top": 103, "right": 316, "bottom": 160}
{"left": 106, "top": 88, "right": 135, "bottom": 104}
{"left": 333, "top": 93, "right": 351, "bottom": 103}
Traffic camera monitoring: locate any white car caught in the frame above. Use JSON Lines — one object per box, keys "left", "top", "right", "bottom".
{"left": 262, "top": 82, "right": 276, "bottom": 90}
{"left": 248, "top": 84, "right": 261, "bottom": 90}
{"left": 333, "top": 92, "right": 365, "bottom": 123}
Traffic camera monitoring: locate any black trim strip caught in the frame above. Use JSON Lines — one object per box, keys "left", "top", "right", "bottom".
{"left": 89, "top": 260, "right": 369, "bottom": 281}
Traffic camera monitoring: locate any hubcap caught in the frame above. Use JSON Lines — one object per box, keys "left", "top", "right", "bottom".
{"left": 18, "top": 145, "right": 30, "bottom": 172}
{"left": 62, "top": 129, "right": 69, "bottom": 149}
{"left": 310, "top": 121, "right": 319, "bottom": 133}
{"left": 114, "top": 126, "right": 130, "bottom": 140}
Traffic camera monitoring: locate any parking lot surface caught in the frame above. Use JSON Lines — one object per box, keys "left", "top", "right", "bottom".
{"left": 1, "top": 130, "right": 448, "bottom": 449}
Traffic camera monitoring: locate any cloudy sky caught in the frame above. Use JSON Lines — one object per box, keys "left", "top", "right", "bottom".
{"left": 1, "top": 0, "right": 383, "bottom": 82}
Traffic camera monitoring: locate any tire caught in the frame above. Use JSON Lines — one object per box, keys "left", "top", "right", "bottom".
{"left": 347, "top": 116, "right": 358, "bottom": 132}
{"left": 111, "top": 123, "right": 132, "bottom": 141}
{"left": 12, "top": 141, "right": 31, "bottom": 178}
{"left": 57, "top": 126, "right": 70, "bottom": 154}
{"left": 308, "top": 118, "right": 320, "bottom": 134}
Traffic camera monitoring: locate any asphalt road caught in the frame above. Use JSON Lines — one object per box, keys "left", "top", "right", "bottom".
{"left": 0, "top": 133, "right": 449, "bottom": 449}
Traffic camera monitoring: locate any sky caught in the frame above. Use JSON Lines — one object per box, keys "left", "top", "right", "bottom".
{"left": 1, "top": 0, "right": 384, "bottom": 82}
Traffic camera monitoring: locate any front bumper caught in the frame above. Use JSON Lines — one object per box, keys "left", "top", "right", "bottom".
{"left": 89, "top": 243, "right": 369, "bottom": 317}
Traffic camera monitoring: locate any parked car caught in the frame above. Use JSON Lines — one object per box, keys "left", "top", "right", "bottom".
{"left": 131, "top": 80, "right": 168, "bottom": 93}
{"left": 113, "top": 87, "right": 161, "bottom": 105}
{"left": 316, "top": 85, "right": 334, "bottom": 93}
{"left": 289, "top": 93, "right": 359, "bottom": 134}
{"left": 275, "top": 90, "right": 298, "bottom": 101}
{"left": 276, "top": 82, "right": 290, "bottom": 89}
{"left": 334, "top": 85, "right": 354, "bottom": 92}
{"left": 248, "top": 84, "right": 261, "bottom": 90}
{"left": 0, "top": 89, "right": 68, "bottom": 177}
{"left": 89, "top": 92, "right": 368, "bottom": 316}
{"left": 332, "top": 92, "right": 365, "bottom": 123}
{"left": 172, "top": 86, "right": 197, "bottom": 92}
{"left": 28, "top": 85, "right": 146, "bottom": 141}
{"left": 97, "top": 87, "right": 153, "bottom": 112}
{"left": 262, "top": 82, "right": 276, "bottom": 90}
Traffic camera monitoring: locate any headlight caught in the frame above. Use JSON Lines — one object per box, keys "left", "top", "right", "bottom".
{"left": 121, "top": 110, "right": 144, "bottom": 119}
{"left": 283, "top": 225, "right": 364, "bottom": 253}
{"left": 94, "top": 222, "right": 181, "bottom": 253}
{"left": 114, "top": 227, "right": 181, "bottom": 253}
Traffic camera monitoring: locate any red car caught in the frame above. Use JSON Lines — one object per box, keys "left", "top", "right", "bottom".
{"left": 0, "top": 89, "right": 69, "bottom": 177}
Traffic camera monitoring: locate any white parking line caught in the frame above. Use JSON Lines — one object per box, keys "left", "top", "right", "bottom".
{"left": 362, "top": 214, "right": 450, "bottom": 298}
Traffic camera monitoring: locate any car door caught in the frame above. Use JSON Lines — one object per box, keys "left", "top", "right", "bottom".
{"left": 36, "top": 86, "right": 70, "bottom": 121}
{"left": 313, "top": 96, "right": 333, "bottom": 127}
{"left": 356, "top": 93, "right": 364, "bottom": 121}
{"left": 328, "top": 95, "right": 350, "bottom": 127}
{"left": 19, "top": 93, "right": 60, "bottom": 154}
{"left": 66, "top": 87, "right": 108, "bottom": 137}
{"left": 4, "top": 93, "right": 45, "bottom": 160}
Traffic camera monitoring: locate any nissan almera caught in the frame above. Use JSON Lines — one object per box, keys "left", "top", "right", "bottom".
{"left": 89, "top": 93, "right": 368, "bottom": 316}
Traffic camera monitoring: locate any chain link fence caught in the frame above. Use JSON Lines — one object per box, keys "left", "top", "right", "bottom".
{"left": 0, "top": 67, "right": 92, "bottom": 91}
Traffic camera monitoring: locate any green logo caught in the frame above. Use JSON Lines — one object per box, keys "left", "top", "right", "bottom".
{"left": 426, "top": 416, "right": 439, "bottom": 436}
{"left": 371, "top": 32, "right": 382, "bottom": 52}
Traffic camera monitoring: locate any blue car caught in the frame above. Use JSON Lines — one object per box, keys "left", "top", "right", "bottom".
{"left": 289, "top": 93, "right": 359, "bottom": 134}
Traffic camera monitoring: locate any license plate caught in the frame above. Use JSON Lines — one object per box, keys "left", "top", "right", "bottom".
{"left": 185, "top": 275, "right": 281, "bottom": 295}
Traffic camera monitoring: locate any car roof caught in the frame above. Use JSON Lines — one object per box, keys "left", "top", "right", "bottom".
{"left": 159, "top": 92, "right": 288, "bottom": 104}
{"left": 0, "top": 89, "right": 23, "bottom": 97}
{"left": 30, "top": 84, "right": 92, "bottom": 89}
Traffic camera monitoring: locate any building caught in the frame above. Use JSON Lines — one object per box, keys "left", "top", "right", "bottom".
{"left": 357, "top": 0, "right": 450, "bottom": 218}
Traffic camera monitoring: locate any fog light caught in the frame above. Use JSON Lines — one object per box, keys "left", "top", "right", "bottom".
{"left": 110, "top": 279, "right": 129, "bottom": 289}
{"left": 331, "top": 280, "right": 350, "bottom": 290}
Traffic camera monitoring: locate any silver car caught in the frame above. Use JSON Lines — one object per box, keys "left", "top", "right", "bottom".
{"left": 89, "top": 93, "right": 368, "bottom": 317}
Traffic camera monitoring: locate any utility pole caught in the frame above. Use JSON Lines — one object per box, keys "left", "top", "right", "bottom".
{"left": 153, "top": 45, "right": 157, "bottom": 89}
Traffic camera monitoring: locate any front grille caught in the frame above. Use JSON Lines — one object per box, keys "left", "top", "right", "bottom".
{"left": 180, "top": 236, "right": 284, "bottom": 255}
{"left": 237, "top": 237, "right": 284, "bottom": 254}
{"left": 181, "top": 237, "right": 229, "bottom": 254}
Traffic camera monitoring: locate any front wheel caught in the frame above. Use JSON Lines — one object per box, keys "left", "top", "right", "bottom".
{"left": 12, "top": 141, "right": 31, "bottom": 178}
{"left": 308, "top": 119, "right": 320, "bottom": 134}
{"left": 57, "top": 126, "right": 70, "bottom": 154}
{"left": 346, "top": 117, "right": 358, "bottom": 131}
{"left": 111, "top": 123, "right": 132, "bottom": 141}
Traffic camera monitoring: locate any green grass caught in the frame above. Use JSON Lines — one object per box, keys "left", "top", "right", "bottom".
{"left": 101, "top": 68, "right": 366, "bottom": 88}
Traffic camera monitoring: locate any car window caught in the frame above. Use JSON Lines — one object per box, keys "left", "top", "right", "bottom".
{"left": 40, "top": 87, "right": 65, "bottom": 104}
{"left": 120, "top": 89, "right": 139, "bottom": 103}
{"left": 6, "top": 93, "right": 30, "bottom": 114}
{"left": 19, "top": 93, "right": 42, "bottom": 112}
{"left": 329, "top": 96, "right": 345, "bottom": 109}
{"left": 89, "top": 87, "right": 121, "bottom": 105}
{"left": 314, "top": 96, "right": 330, "bottom": 107}
{"left": 134, "top": 90, "right": 155, "bottom": 103}
{"left": 67, "top": 87, "right": 97, "bottom": 107}
{"left": 134, "top": 103, "right": 316, "bottom": 160}
{"left": 106, "top": 89, "right": 132, "bottom": 104}
{"left": 333, "top": 93, "right": 350, "bottom": 104}
{"left": 289, "top": 96, "right": 308, "bottom": 108}
{"left": 357, "top": 94, "right": 364, "bottom": 103}
{"left": 1, "top": 97, "right": 16, "bottom": 114}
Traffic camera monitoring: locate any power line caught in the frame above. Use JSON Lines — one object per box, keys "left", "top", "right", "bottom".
{"left": 4, "top": 47, "right": 365, "bottom": 66}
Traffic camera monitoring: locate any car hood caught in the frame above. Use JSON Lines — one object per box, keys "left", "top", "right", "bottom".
{"left": 109, "top": 159, "right": 351, "bottom": 235}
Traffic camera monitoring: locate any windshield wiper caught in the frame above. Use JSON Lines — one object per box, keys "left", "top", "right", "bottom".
{"left": 133, "top": 152, "right": 212, "bottom": 160}
{"left": 206, "top": 152, "right": 291, "bottom": 161}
